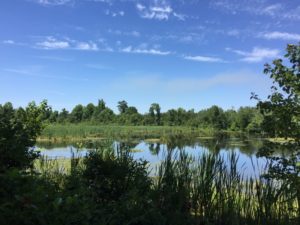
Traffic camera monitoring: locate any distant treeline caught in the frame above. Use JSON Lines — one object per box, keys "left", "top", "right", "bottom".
{"left": 17, "top": 99, "right": 262, "bottom": 132}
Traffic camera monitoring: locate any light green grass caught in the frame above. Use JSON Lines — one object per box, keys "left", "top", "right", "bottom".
{"left": 39, "top": 124, "right": 222, "bottom": 141}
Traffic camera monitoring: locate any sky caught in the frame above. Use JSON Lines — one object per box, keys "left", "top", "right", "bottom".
{"left": 1, "top": 0, "right": 300, "bottom": 113}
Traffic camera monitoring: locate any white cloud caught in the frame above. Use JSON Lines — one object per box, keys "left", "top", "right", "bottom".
{"left": 31, "top": 0, "right": 72, "bottom": 6}
{"left": 2, "top": 40, "right": 15, "bottom": 44}
{"left": 136, "top": 3, "right": 145, "bottom": 11}
{"left": 75, "top": 42, "right": 99, "bottom": 51}
{"left": 36, "top": 36, "right": 114, "bottom": 52}
{"left": 105, "top": 9, "right": 125, "bottom": 17}
{"left": 261, "top": 3, "right": 282, "bottom": 16}
{"left": 136, "top": 2, "right": 181, "bottom": 21}
{"left": 261, "top": 31, "right": 300, "bottom": 41}
{"left": 212, "top": 0, "right": 300, "bottom": 21}
{"left": 226, "top": 47, "right": 280, "bottom": 62}
{"left": 283, "top": 6, "right": 300, "bottom": 20}
{"left": 183, "top": 55, "right": 224, "bottom": 63}
{"left": 108, "top": 29, "right": 140, "bottom": 37}
{"left": 227, "top": 29, "right": 240, "bottom": 37}
{"left": 173, "top": 12, "right": 186, "bottom": 21}
{"left": 121, "top": 46, "right": 171, "bottom": 55}
{"left": 37, "top": 37, "right": 70, "bottom": 49}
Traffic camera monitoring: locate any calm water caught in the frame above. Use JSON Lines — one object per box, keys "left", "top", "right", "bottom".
{"left": 36, "top": 136, "right": 269, "bottom": 176}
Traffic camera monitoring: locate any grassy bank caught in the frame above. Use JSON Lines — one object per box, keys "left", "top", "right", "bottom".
{"left": 39, "top": 123, "right": 244, "bottom": 141}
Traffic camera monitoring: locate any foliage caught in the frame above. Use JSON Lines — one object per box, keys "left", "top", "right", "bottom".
{"left": 0, "top": 101, "right": 48, "bottom": 171}
{"left": 14, "top": 99, "right": 263, "bottom": 133}
{"left": 253, "top": 43, "right": 300, "bottom": 222}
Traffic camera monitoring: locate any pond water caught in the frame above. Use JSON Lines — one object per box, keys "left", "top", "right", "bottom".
{"left": 36, "top": 136, "right": 269, "bottom": 176}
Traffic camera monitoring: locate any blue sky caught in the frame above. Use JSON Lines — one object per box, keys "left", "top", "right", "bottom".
{"left": 1, "top": 0, "right": 300, "bottom": 113}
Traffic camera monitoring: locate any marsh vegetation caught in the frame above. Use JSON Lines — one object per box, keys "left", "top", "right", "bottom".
{"left": 1, "top": 44, "right": 300, "bottom": 224}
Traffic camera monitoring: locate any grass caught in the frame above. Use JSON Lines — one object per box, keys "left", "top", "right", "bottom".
{"left": 39, "top": 123, "right": 238, "bottom": 141}
{"left": 32, "top": 143, "right": 299, "bottom": 225}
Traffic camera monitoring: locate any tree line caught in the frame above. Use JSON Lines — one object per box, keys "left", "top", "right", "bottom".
{"left": 3, "top": 100, "right": 263, "bottom": 132}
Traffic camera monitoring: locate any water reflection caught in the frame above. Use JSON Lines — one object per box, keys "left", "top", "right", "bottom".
{"left": 37, "top": 137, "right": 265, "bottom": 172}
{"left": 36, "top": 136, "right": 265, "bottom": 157}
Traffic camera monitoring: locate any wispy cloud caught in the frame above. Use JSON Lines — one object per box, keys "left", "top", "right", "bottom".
{"left": 75, "top": 42, "right": 98, "bottom": 51}
{"left": 261, "top": 3, "right": 282, "bottom": 16}
{"left": 166, "top": 71, "right": 256, "bottom": 92}
{"left": 85, "top": 64, "right": 111, "bottom": 70}
{"left": 35, "top": 55, "right": 73, "bottom": 61}
{"left": 211, "top": 0, "right": 279, "bottom": 16}
{"left": 105, "top": 9, "right": 125, "bottom": 17}
{"left": 227, "top": 29, "right": 240, "bottom": 37}
{"left": 2, "top": 40, "right": 15, "bottom": 44}
{"left": 261, "top": 31, "right": 300, "bottom": 41}
{"left": 30, "top": 0, "right": 73, "bottom": 6}
{"left": 226, "top": 47, "right": 280, "bottom": 63}
{"left": 35, "top": 36, "right": 113, "bottom": 52}
{"left": 183, "top": 55, "right": 225, "bottom": 63}
{"left": 136, "top": 2, "right": 184, "bottom": 21}
{"left": 111, "top": 70, "right": 259, "bottom": 93}
{"left": 37, "top": 37, "right": 70, "bottom": 49}
{"left": 173, "top": 12, "right": 186, "bottom": 21}
{"left": 3, "top": 67, "right": 88, "bottom": 81}
{"left": 108, "top": 29, "right": 141, "bottom": 37}
{"left": 136, "top": 3, "right": 172, "bottom": 20}
{"left": 211, "top": 0, "right": 300, "bottom": 21}
{"left": 121, "top": 46, "right": 171, "bottom": 55}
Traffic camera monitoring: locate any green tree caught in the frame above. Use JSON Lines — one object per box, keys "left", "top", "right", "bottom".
{"left": 49, "top": 110, "right": 59, "bottom": 123}
{"left": 117, "top": 100, "right": 128, "bottom": 114}
{"left": 149, "top": 103, "right": 161, "bottom": 125}
{"left": 0, "top": 101, "right": 48, "bottom": 171}
{"left": 236, "top": 107, "right": 257, "bottom": 131}
{"left": 70, "top": 104, "right": 84, "bottom": 123}
{"left": 94, "top": 108, "right": 115, "bottom": 123}
{"left": 253, "top": 43, "right": 300, "bottom": 221}
{"left": 202, "top": 105, "right": 227, "bottom": 130}
{"left": 57, "top": 108, "right": 69, "bottom": 123}
{"left": 83, "top": 103, "right": 95, "bottom": 121}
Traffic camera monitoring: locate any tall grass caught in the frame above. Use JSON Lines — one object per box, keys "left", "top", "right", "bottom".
{"left": 153, "top": 149, "right": 298, "bottom": 225}
{"left": 32, "top": 143, "right": 299, "bottom": 225}
{"left": 39, "top": 124, "right": 232, "bottom": 141}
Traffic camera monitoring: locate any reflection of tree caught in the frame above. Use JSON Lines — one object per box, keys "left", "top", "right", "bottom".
{"left": 118, "top": 141, "right": 139, "bottom": 150}
{"left": 237, "top": 139, "right": 263, "bottom": 156}
{"left": 149, "top": 143, "right": 161, "bottom": 155}
{"left": 162, "top": 134, "right": 198, "bottom": 151}
{"left": 37, "top": 136, "right": 270, "bottom": 159}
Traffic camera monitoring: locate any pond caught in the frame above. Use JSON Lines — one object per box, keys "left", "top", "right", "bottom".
{"left": 36, "top": 136, "right": 270, "bottom": 176}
